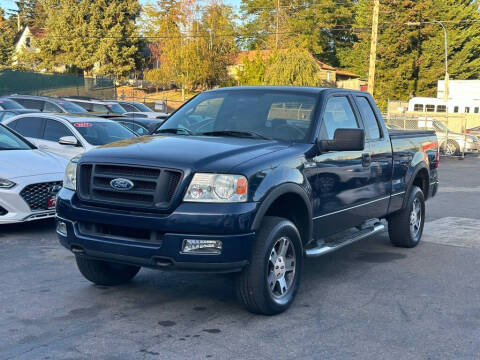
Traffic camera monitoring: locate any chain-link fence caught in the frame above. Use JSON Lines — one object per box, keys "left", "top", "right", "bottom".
{"left": 384, "top": 113, "right": 480, "bottom": 157}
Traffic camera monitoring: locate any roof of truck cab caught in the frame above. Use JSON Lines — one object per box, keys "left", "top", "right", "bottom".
{"left": 205, "top": 86, "right": 367, "bottom": 96}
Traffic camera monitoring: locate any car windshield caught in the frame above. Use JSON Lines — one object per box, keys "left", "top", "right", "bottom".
{"left": 0, "top": 124, "right": 33, "bottom": 150}
{"left": 59, "top": 101, "right": 87, "bottom": 114}
{"left": 107, "top": 103, "right": 127, "bottom": 114}
{"left": 0, "top": 98, "right": 23, "bottom": 110}
{"left": 132, "top": 102, "right": 153, "bottom": 112}
{"left": 157, "top": 90, "right": 317, "bottom": 142}
{"left": 73, "top": 121, "right": 136, "bottom": 146}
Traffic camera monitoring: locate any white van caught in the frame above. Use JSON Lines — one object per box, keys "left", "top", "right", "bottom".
{"left": 408, "top": 97, "right": 480, "bottom": 114}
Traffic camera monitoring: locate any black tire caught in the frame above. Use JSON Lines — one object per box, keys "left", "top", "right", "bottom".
{"left": 388, "top": 186, "right": 425, "bottom": 248}
{"left": 236, "top": 216, "right": 303, "bottom": 315}
{"left": 441, "top": 140, "right": 459, "bottom": 156}
{"left": 75, "top": 256, "right": 140, "bottom": 286}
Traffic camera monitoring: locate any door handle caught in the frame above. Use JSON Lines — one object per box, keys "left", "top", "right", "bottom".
{"left": 362, "top": 153, "right": 371, "bottom": 167}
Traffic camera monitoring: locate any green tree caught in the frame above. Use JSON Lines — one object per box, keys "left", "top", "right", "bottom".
{"left": 338, "top": 0, "right": 480, "bottom": 104}
{"left": 240, "top": 0, "right": 355, "bottom": 65}
{"left": 0, "top": 8, "right": 15, "bottom": 67}
{"left": 36, "top": 0, "right": 141, "bottom": 77}
{"left": 265, "top": 49, "right": 322, "bottom": 86}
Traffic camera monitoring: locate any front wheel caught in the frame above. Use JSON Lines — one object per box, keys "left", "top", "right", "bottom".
{"left": 236, "top": 216, "right": 303, "bottom": 315}
{"left": 75, "top": 257, "right": 140, "bottom": 286}
{"left": 388, "top": 186, "right": 425, "bottom": 248}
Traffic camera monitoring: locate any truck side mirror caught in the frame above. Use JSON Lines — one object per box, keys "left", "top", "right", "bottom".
{"left": 318, "top": 128, "right": 365, "bottom": 152}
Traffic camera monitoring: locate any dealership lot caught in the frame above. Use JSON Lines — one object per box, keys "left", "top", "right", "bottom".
{"left": 1, "top": 156, "right": 479, "bottom": 360}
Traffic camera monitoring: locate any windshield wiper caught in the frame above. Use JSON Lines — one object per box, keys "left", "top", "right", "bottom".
{"left": 199, "top": 130, "right": 270, "bottom": 140}
{"left": 154, "top": 127, "right": 193, "bottom": 135}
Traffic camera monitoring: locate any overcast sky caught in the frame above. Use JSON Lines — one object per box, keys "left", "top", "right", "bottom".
{"left": 0, "top": 0, "right": 242, "bottom": 13}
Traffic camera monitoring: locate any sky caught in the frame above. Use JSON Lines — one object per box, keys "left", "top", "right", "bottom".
{"left": 0, "top": 0, "right": 242, "bottom": 13}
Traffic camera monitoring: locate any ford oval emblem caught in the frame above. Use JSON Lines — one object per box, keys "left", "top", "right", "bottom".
{"left": 110, "top": 178, "right": 134, "bottom": 191}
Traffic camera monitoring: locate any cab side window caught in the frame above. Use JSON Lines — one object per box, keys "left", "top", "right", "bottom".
{"left": 356, "top": 96, "right": 381, "bottom": 140}
{"left": 120, "top": 103, "right": 136, "bottom": 112}
{"left": 14, "top": 117, "right": 45, "bottom": 138}
{"left": 44, "top": 102, "right": 62, "bottom": 113}
{"left": 320, "top": 96, "right": 359, "bottom": 140}
{"left": 43, "top": 119, "right": 74, "bottom": 142}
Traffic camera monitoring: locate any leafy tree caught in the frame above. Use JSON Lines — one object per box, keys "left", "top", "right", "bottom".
{"left": 36, "top": 0, "right": 141, "bottom": 77}
{"left": 240, "top": 0, "right": 355, "bottom": 65}
{"left": 0, "top": 8, "right": 15, "bottom": 67}
{"left": 339, "top": 0, "right": 480, "bottom": 104}
{"left": 237, "top": 50, "right": 269, "bottom": 85}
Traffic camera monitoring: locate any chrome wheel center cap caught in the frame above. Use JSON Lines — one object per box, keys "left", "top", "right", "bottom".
{"left": 274, "top": 257, "right": 286, "bottom": 278}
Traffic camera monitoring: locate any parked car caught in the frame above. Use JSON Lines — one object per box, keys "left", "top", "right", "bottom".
{"left": 62, "top": 98, "right": 126, "bottom": 116}
{"left": 110, "top": 117, "right": 165, "bottom": 135}
{"left": 109, "top": 100, "right": 169, "bottom": 119}
{"left": 0, "top": 109, "right": 41, "bottom": 122}
{"left": 0, "top": 123, "right": 67, "bottom": 224}
{"left": 3, "top": 113, "right": 137, "bottom": 159}
{"left": 424, "top": 120, "right": 478, "bottom": 155}
{"left": 56, "top": 87, "right": 439, "bottom": 315}
{"left": 0, "top": 97, "right": 23, "bottom": 110}
{"left": 466, "top": 125, "right": 480, "bottom": 140}
{"left": 7, "top": 95, "right": 87, "bottom": 114}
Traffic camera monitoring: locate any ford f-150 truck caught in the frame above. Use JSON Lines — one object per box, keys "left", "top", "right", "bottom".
{"left": 56, "top": 87, "right": 439, "bottom": 315}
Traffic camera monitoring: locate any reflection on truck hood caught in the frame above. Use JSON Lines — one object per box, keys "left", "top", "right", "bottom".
{"left": 1, "top": 149, "right": 67, "bottom": 179}
{"left": 81, "top": 135, "right": 290, "bottom": 172}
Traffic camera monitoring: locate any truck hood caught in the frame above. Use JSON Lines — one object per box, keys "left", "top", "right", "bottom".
{"left": 81, "top": 135, "right": 290, "bottom": 172}
{"left": 1, "top": 149, "right": 67, "bottom": 179}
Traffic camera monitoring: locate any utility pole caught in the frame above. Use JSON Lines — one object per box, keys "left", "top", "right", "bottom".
{"left": 368, "top": 0, "right": 380, "bottom": 96}
{"left": 275, "top": 0, "right": 280, "bottom": 49}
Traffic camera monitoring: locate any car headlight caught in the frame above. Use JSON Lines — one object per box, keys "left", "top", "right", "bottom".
{"left": 184, "top": 173, "right": 248, "bottom": 202}
{"left": 63, "top": 157, "right": 79, "bottom": 191}
{"left": 0, "top": 178, "right": 16, "bottom": 188}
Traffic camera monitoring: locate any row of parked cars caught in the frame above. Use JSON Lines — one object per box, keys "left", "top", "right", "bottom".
{"left": 0, "top": 94, "right": 169, "bottom": 225}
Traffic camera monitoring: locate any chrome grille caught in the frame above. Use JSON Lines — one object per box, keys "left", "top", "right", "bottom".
{"left": 77, "top": 163, "right": 182, "bottom": 210}
{"left": 20, "top": 181, "right": 62, "bottom": 211}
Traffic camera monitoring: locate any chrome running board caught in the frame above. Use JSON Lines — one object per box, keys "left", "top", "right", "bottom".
{"left": 305, "top": 223, "right": 385, "bottom": 258}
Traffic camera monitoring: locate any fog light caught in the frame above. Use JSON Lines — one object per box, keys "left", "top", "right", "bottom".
{"left": 56, "top": 220, "right": 67, "bottom": 236}
{"left": 181, "top": 239, "right": 222, "bottom": 255}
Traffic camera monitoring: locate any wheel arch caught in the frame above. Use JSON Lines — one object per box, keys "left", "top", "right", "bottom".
{"left": 251, "top": 183, "right": 312, "bottom": 246}
{"left": 403, "top": 165, "right": 430, "bottom": 207}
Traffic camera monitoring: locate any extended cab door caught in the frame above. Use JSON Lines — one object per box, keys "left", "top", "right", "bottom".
{"left": 307, "top": 93, "right": 372, "bottom": 237}
{"left": 353, "top": 95, "right": 393, "bottom": 219}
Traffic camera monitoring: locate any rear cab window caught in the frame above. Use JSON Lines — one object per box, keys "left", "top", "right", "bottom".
{"left": 355, "top": 96, "right": 382, "bottom": 140}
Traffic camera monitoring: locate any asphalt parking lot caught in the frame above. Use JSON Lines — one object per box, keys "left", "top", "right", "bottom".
{"left": 1, "top": 155, "right": 479, "bottom": 360}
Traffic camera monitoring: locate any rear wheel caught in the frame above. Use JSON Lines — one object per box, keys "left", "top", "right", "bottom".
{"left": 442, "top": 140, "right": 459, "bottom": 156}
{"left": 75, "top": 257, "right": 140, "bottom": 286}
{"left": 388, "top": 186, "right": 425, "bottom": 248}
{"left": 236, "top": 216, "right": 303, "bottom": 315}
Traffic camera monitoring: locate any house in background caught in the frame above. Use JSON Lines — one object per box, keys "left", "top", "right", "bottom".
{"left": 228, "top": 50, "right": 365, "bottom": 90}
{"left": 13, "top": 26, "right": 66, "bottom": 72}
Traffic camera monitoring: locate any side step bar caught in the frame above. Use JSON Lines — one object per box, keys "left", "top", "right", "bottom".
{"left": 305, "top": 223, "right": 385, "bottom": 258}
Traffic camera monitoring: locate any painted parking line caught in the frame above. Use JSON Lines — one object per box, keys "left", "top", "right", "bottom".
{"left": 423, "top": 217, "right": 480, "bottom": 248}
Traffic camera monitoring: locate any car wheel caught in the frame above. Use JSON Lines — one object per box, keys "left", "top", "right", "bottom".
{"left": 75, "top": 257, "right": 140, "bottom": 286}
{"left": 442, "top": 140, "right": 459, "bottom": 156}
{"left": 236, "top": 216, "right": 303, "bottom": 315}
{"left": 387, "top": 186, "right": 425, "bottom": 248}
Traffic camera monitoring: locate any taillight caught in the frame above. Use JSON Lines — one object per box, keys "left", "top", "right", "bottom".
{"left": 466, "top": 130, "right": 471, "bottom": 134}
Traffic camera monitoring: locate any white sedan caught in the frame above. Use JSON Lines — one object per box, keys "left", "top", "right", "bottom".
{"left": 0, "top": 124, "right": 67, "bottom": 224}
{"left": 2, "top": 113, "right": 137, "bottom": 160}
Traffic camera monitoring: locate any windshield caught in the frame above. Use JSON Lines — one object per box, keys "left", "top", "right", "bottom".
{"left": 73, "top": 121, "right": 136, "bottom": 146}
{"left": 0, "top": 124, "right": 33, "bottom": 150}
{"left": 59, "top": 101, "right": 87, "bottom": 114}
{"left": 132, "top": 102, "right": 152, "bottom": 112}
{"left": 107, "top": 103, "right": 127, "bottom": 114}
{"left": 0, "top": 98, "right": 23, "bottom": 110}
{"left": 157, "top": 90, "right": 317, "bottom": 142}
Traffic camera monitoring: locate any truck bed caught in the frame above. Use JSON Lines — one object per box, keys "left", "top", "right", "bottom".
{"left": 389, "top": 129, "right": 436, "bottom": 139}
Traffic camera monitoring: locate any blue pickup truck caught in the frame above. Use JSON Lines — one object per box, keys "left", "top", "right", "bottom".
{"left": 56, "top": 87, "right": 439, "bottom": 315}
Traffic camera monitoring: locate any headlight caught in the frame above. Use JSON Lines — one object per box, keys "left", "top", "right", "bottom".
{"left": 0, "top": 178, "right": 16, "bottom": 188}
{"left": 63, "top": 157, "right": 79, "bottom": 191}
{"left": 184, "top": 173, "right": 248, "bottom": 202}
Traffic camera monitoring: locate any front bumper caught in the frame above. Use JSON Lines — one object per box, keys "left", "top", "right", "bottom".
{"left": 56, "top": 189, "right": 258, "bottom": 272}
{"left": 0, "top": 173, "right": 63, "bottom": 224}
